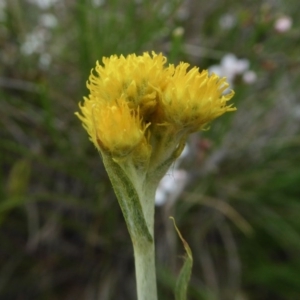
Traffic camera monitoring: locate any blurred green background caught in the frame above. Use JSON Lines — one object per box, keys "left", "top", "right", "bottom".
{"left": 1, "top": 0, "right": 300, "bottom": 299}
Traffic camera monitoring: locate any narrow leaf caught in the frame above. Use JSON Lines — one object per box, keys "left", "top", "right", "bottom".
{"left": 170, "top": 217, "right": 193, "bottom": 300}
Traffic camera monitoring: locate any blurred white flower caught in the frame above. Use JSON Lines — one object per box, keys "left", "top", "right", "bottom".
{"left": 243, "top": 70, "right": 257, "bottom": 84}
{"left": 209, "top": 53, "right": 256, "bottom": 86}
{"left": 155, "top": 145, "right": 190, "bottom": 206}
{"left": 39, "top": 13, "right": 58, "bottom": 28}
{"left": 21, "top": 29, "right": 49, "bottom": 55}
{"left": 274, "top": 16, "right": 292, "bottom": 33}
{"left": 155, "top": 170, "right": 189, "bottom": 206}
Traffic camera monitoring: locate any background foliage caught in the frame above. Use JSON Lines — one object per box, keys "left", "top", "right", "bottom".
{"left": 1, "top": 0, "right": 300, "bottom": 299}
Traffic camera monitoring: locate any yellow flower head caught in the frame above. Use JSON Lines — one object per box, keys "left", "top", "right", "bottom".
{"left": 87, "top": 52, "right": 172, "bottom": 120}
{"left": 76, "top": 52, "right": 236, "bottom": 161}
{"left": 161, "top": 62, "right": 235, "bottom": 132}
{"left": 75, "top": 98, "right": 148, "bottom": 157}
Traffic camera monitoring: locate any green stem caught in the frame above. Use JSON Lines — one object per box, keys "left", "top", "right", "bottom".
{"left": 133, "top": 187, "right": 158, "bottom": 300}
{"left": 101, "top": 153, "right": 158, "bottom": 299}
{"left": 133, "top": 239, "right": 157, "bottom": 300}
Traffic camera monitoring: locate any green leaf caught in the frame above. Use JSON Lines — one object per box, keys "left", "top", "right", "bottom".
{"left": 170, "top": 217, "right": 193, "bottom": 300}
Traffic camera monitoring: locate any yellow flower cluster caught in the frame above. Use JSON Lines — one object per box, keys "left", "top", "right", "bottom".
{"left": 75, "top": 52, "right": 235, "bottom": 160}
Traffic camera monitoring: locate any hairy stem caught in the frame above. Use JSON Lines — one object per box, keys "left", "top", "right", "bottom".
{"left": 133, "top": 239, "right": 157, "bottom": 300}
